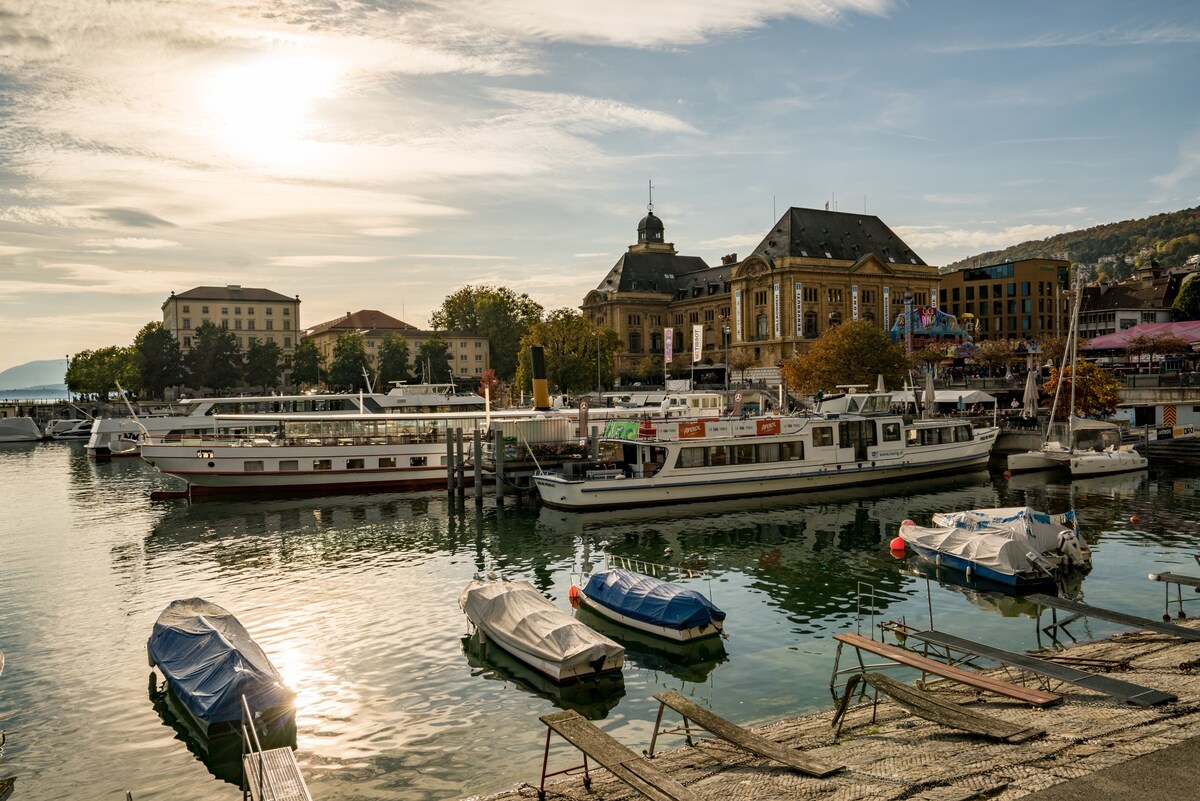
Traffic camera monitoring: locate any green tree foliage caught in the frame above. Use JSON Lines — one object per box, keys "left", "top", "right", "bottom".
{"left": 243, "top": 337, "right": 283, "bottom": 388}
{"left": 415, "top": 334, "right": 454, "bottom": 383}
{"left": 329, "top": 332, "right": 370, "bottom": 389}
{"left": 291, "top": 338, "right": 323, "bottom": 386}
{"left": 187, "top": 321, "right": 242, "bottom": 392}
{"left": 780, "top": 321, "right": 907, "bottom": 396}
{"left": 910, "top": 343, "right": 948, "bottom": 373}
{"left": 377, "top": 333, "right": 413, "bottom": 387}
{"left": 1038, "top": 335, "right": 1071, "bottom": 370}
{"left": 515, "top": 311, "right": 620, "bottom": 396}
{"left": 1173, "top": 275, "right": 1200, "bottom": 321}
{"left": 133, "top": 322, "right": 185, "bottom": 399}
{"left": 1043, "top": 360, "right": 1122, "bottom": 419}
{"left": 66, "top": 346, "right": 138, "bottom": 400}
{"left": 429, "top": 285, "right": 544, "bottom": 380}
{"left": 972, "top": 339, "right": 1017, "bottom": 377}
{"left": 1124, "top": 332, "right": 1190, "bottom": 372}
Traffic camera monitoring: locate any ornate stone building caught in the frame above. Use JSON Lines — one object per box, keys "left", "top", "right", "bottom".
{"left": 583, "top": 206, "right": 940, "bottom": 383}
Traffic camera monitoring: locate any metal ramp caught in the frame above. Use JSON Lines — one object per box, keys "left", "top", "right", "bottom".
{"left": 905, "top": 628, "right": 1176, "bottom": 707}
{"left": 241, "top": 696, "right": 311, "bottom": 801}
{"left": 1029, "top": 593, "right": 1200, "bottom": 643}
{"left": 1149, "top": 566, "right": 1200, "bottom": 621}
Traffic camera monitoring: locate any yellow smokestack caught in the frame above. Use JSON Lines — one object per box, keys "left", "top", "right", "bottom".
{"left": 530, "top": 346, "right": 551, "bottom": 410}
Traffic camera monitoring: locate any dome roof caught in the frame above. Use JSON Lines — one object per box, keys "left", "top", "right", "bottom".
{"left": 638, "top": 210, "right": 664, "bottom": 243}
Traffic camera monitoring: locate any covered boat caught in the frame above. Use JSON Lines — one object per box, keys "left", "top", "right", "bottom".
{"left": 459, "top": 577, "right": 623, "bottom": 683}
{"left": 147, "top": 598, "right": 295, "bottom": 750}
{"left": 578, "top": 568, "right": 725, "bottom": 642}
{"left": 898, "top": 507, "right": 1090, "bottom": 589}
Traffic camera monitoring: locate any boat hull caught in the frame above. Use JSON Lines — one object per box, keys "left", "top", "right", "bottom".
{"left": 577, "top": 594, "right": 721, "bottom": 642}
{"left": 1069, "top": 450, "right": 1147, "bottom": 477}
{"left": 1006, "top": 449, "right": 1063, "bottom": 473}
{"left": 905, "top": 543, "right": 1055, "bottom": 591}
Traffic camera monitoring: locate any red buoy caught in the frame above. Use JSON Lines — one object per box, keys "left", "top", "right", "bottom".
{"left": 1130, "top": 515, "right": 1141, "bottom": 525}
{"left": 1003, "top": 470, "right": 1012, "bottom": 478}
{"left": 890, "top": 536, "right": 906, "bottom": 552}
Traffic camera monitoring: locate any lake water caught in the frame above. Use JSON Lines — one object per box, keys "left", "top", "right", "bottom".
{"left": 2, "top": 441, "right": 1199, "bottom": 800}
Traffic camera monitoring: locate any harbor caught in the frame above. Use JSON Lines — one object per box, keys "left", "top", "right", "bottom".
{"left": 2, "top": 439, "right": 1200, "bottom": 800}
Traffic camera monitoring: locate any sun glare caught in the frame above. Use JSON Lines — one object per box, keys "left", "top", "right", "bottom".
{"left": 205, "top": 54, "right": 340, "bottom": 166}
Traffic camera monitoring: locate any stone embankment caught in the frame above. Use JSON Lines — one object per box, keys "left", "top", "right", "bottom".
{"left": 472, "top": 623, "right": 1200, "bottom": 801}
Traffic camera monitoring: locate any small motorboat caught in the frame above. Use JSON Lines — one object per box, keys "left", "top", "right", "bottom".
{"left": 459, "top": 576, "right": 624, "bottom": 683}
{"left": 576, "top": 567, "right": 726, "bottom": 642}
{"left": 898, "top": 506, "right": 1091, "bottom": 590}
{"left": 147, "top": 598, "right": 295, "bottom": 753}
{"left": 0, "top": 417, "right": 41, "bottom": 442}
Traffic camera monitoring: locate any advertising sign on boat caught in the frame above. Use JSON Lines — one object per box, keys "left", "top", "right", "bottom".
{"left": 756, "top": 418, "right": 780, "bottom": 436}
{"left": 678, "top": 421, "right": 706, "bottom": 439}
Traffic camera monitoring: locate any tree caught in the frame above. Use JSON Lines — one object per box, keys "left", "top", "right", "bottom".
{"left": 133, "top": 322, "right": 185, "bottom": 399}
{"left": 780, "top": 321, "right": 907, "bottom": 396}
{"left": 972, "top": 339, "right": 1016, "bottom": 377}
{"left": 187, "top": 321, "right": 242, "bottom": 392}
{"left": 1038, "top": 335, "right": 1071, "bottom": 371}
{"left": 515, "top": 311, "right": 620, "bottom": 396}
{"left": 477, "top": 368, "right": 501, "bottom": 402}
{"left": 1043, "top": 360, "right": 1123, "bottom": 419}
{"left": 1125, "top": 331, "right": 1189, "bottom": 373}
{"left": 430, "top": 285, "right": 544, "bottom": 380}
{"left": 910, "top": 343, "right": 948, "bottom": 374}
{"left": 1173, "top": 274, "right": 1200, "bottom": 321}
{"left": 291, "top": 338, "right": 323, "bottom": 386}
{"left": 415, "top": 334, "right": 454, "bottom": 383}
{"left": 377, "top": 333, "right": 413, "bottom": 387}
{"left": 243, "top": 337, "right": 283, "bottom": 388}
{"left": 66, "top": 346, "right": 138, "bottom": 400}
{"left": 727, "top": 349, "right": 757, "bottom": 386}
{"left": 629, "top": 354, "right": 663, "bottom": 385}
{"left": 329, "top": 332, "right": 370, "bottom": 389}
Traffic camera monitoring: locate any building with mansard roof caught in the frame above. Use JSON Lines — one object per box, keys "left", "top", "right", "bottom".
{"left": 162, "top": 284, "right": 301, "bottom": 359}
{"left": 582, "top": 206, "right": 941, "bottom": 384}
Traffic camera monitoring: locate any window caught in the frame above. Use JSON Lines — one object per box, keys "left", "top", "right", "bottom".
{"left": 827, "top": 288, "right": 842, "bottom": 304}
{"left": 181, "top": 304, "right": 190, "bottom": 313}
{"left": 284, "top": 337, "right": 291, "bottom": 347}
{"left": 629, "top": 332, "right": 642, "bottom": 353}
{"left": 475, "top": 354, "right": 483, "bottom": 361}
{"left": 1021, "top": 282, "right": 1031, "bottom": 296}
{"left": 202, "top": 305, "right": 209, "bottom": 313}
{"left": 279, "top": 460, "right": 298, "bottom": 471}
{"left": 951, "top": 288, "right": 960, "bottom": 301}
{"left": 266, "top": 320, "right": 273, "bottom": 330}
{"left": 827, "top": 311, "right": 842, "bottom": 327}
{"left": 649, "top": 314, "right": 663, "bottom": 326}
{"left": 247, "top": 320, "right": 255, "bottom": 330}
{"left": 704, "top": 309, "right": 714, "bottom": 322}
{"left": 379, "top": 457, "right": 396, "bottom": 468}
{"left": 803, "top": 287, "right": 818, "bottom": 302}
{"left": 283, "top": 307, "right": 290, "bottom": 315}
{"left": 346, "top": 458, "right": 365, "bottom": 470}
{"left": 674, "top": 314, "right": 684, "bottom": 325}
{"left": 965, "top": 287, "right": 974, "bottom": 300}
{"left": 754, "top": 290, "right": 769, "bottom": 305}
{"left": 284, "top": 321, "right": 291, "bottom": 330}
{"left": 182, "top": 318, "right": 190, "bottom": 330}
{"left": 221, "top": 319, "right": 229, "bottom": 329}
{"left": 460, "top": 354, "right": 468, "bottom": 361}
{"left": 756, "top": 314, "right": 768, "bottom": 338}
{"left": 804, "top": 311, "right": 818, "bottom": 337}
{"left": 813, "top": 427, "right": 834, "bottom": 447}
{"left": 313, "top": 459, "right": 332, "bottom": 470}
{"left": 882, "top": 422, "right": 901, "bottom": 441}
{"left": 243, "top": 460, "right": 264, "bottom": 472}
{"left": 410, "top": 456, "right": 427, "bottom": 467}
{"left": 234, "top": 306, "right": 241, "bottom": 314}
{"left": 266, "top": 307, "right": 273, "bottom": 315}
{"left": 183, "top": 336, "right": 191, "bottom": 348}
{"left": 222, "top": 307, "right": 229, "bottom": 314}
{"left": 476, "top": 341, "right": 483, "bottom": 347}
{"left": 862, "top": 289, "right": 875, "bottom": 305}
{"left": 689, "top": 311, "right": 699, "bottom": 324}
{"left": 235, "top": 319, "right": 242, "bottom": 330}
{"left": 1007, "top": 284, "right": 1016, "bottom": 297}
{"left": 979, "top": 286, "right": 988, "bottom": 300}
{"left": 247, "top": 306, "right": 254, "bottom": 314}
{"left": 628, "top": 314, "right": 641, "bottom": 325}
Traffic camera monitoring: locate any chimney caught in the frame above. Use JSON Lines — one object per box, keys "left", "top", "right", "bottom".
{"left": 530, "top": 346, "right": 551, "bottom": 410}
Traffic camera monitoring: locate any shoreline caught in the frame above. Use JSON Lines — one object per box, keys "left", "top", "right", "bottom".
{"left": 467, "top": 622, "right": 1200, "bottom": 801}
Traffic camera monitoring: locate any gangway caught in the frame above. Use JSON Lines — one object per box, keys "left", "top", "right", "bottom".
{"left": 1029, "top": 593, "right": 1200, "bottom": 643}
{"left": 241, "top": 695, "right": 311, "bottom": 801}
{"left": 1149, "top": 556, "right": 1200, "bottom": 621}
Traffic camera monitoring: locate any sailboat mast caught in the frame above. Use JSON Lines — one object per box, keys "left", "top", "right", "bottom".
{"left": 1067, "top": 273, "right": 1081, "bottom": 442}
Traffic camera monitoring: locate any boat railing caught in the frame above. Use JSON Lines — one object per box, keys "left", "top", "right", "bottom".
{"left": 240, "top": 693, "right": 279, "bottom": 801}
{"left": 150, "top": 431, "right": 449, "bottom": 448}
{"left": 605, "top": 554, "right": 709, "bottom": 579}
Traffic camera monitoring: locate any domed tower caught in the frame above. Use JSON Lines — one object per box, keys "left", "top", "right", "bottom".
{"left": 638, "top": 210, "right": 664, "bottom": 245}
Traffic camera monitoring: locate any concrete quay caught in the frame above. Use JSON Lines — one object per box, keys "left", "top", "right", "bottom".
{"left": 469, "top": 623, "right": 1200, "bottom": 801}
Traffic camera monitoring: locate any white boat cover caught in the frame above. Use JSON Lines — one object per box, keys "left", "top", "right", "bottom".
{"left": 898, "top": 524, "right": 1042, "bottom": 577}
{"left": 932, "top": 507, "right": 1080, "bottom": 559}
{"left": 459, "top": 579, "right": 623, "bottom": 676}
{"left": 906, "top": 506, "right": 1090, "bottom": 574}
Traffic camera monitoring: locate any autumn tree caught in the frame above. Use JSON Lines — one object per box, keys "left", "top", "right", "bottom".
{"left": 972, "top": 339, "right": 1016, "bottom": 377}
{"left": 1043, "top": 360, "right": 1123, "bottom": 419}
{"left": 133, "top": 322, "right": 185, "bottom": 399}
{"left": 187, "top": 322, "right": 242, "bottom": 392}
{"left": 477, "top": 368, "right": 501, "bottom": 403}
{"left": 780, "top": 320, "right": 907, "bottom": 396}
{"left": 66, "top": 346, "right": 138, "bottom": 400}
{"left": 515, "top": 310, "right": 620, "bottom": 396}
{"left": 430, "top": 285, "right": 544, "bottom": 380}
{"left": 909, "top": 343, "right": 947, "bottom": 374}
{"left": 1125, "top": 331, "right": 1189, "bottom": 372}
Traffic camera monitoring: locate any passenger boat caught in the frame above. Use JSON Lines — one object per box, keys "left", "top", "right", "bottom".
{"left": 146, "top": 598, "right": 295, "bottom": 753}
{"left": 44, "top": 418, "right": 94, "bottom": 440}
{"left": 533, "top": 389, "right": 999, "bottom": 510}
{"left": 0, "top": 417, "right": 42, "bottom": 442}
{"left": 576, "top": 567, "right": 725, "bottom": 642}
{"left": 459, "top": 576, "right": 624, "bottom": 683}
{"left": 897, "top": 506, "right": 1090, "bottom": 589}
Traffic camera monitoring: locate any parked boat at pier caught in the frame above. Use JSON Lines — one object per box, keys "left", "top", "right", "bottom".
{"left": 576, "top": 567, "right": 725, "bottom": 643}
{"left": 533, "top": 390, "right": 998, "bottom": 510}
{"left": 0, "top": 417, "right": 42, "bottom": 442}
{"left": 459, "top": 576, "right": 624, "bottom": 682}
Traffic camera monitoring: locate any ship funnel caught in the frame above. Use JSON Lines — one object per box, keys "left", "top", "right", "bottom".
{"left": 530, "top": 346, "right": 551, "bottom": 410}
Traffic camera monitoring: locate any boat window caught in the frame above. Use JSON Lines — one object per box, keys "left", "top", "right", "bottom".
{"left": 882, "top": 423, "right": 901, "bottom": 441}
{"left": 313, "top": 459, "right": 332, "bottom": 470}
{"left": 279, "top": 460, "right": 299, "bottom": 471}
{"left": 346, "top": 458, "right": 365, "bottom": 470}
{"left": 955, "top": 425, "right": 973, "bottom": 442}
{"left": 906, "top": 428, "right": 920, "bottom": 447}
{"left": 780, "top": 441, "right": 804, "bottom": 460}
{"left": 677, "top": 447, "right": 707, "bottom": 468}
{"left": 243, "top": 460, "right": 264, "bottom": 472}
{"left": 379, "top": 457, "right": 396, "bottom": 468}
{"left": 758, "top": 443, "right": 780, "bottom": 462}
{"left": 812, "top": 427, "right": 834, "bottom": 447}
{"left": 708, "top": 446, "right": 729, "bottom": 467}
{"left": 410, "top": 457, "right": 427, "bottom": 467}
{"left": 731, "top": 444, "right": 756, "bottom": 464}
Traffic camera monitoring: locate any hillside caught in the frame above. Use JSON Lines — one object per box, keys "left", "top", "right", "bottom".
{"left": 0, "top": 358, "right": 68, "bottom": 390}
{"left": 943, "top": 206, "right": 1200, "bottom": 279}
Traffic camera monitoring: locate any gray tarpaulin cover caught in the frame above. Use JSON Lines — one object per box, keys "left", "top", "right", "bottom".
{"left": 459, "top": 578, "right": 623, "bottom": 676}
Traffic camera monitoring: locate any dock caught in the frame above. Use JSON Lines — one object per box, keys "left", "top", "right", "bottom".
{"left": 470, "top": 616, "right": 1200, "bottom": 801}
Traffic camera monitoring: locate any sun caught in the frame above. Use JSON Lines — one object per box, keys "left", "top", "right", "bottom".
{"left": 204, "top": 53, "right": 340, "bottom": 167}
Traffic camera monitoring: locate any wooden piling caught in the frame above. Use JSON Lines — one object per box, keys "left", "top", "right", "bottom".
{"left": 473, "top": 429, "right": 483, "bottom": 505}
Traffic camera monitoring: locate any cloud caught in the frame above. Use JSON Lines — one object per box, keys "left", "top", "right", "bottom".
{"left": 81, "top": 237, "right": 180, "bottom": 250}
{"left": 896, "top": 223, "right": 1076, "bottom": 257}
{"left": 93, "top": 207, "right": 176, "bottom": 228}
{"left": 1154, "top": 132, "right": 1200, "bottom": 190}
{"left": 268, "top": 255, "right": 383, "bottom": 268}
{"left": 928, "top": 24, "right": 1200, "bottom": 54}
{"left": 488, "top": 89, "right": 700, "bottom": 135}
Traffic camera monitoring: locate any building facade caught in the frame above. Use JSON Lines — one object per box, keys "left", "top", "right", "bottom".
{"left": 303, "top": 310, "right": 490, "bottom": 384}
{"left": 937, "top": 258, "right": 1070, "bottom": 342}
{"left": 162, "top": 285, "right": 301, "bottom": 358}
{"left": 582, "top": 206, "right": 941, "bottom": 382}
{"left": 1078, "top": 261, "right": 1188, "bottom": 340}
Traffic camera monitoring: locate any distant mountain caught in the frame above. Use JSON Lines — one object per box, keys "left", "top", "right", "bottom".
{"left": 0, "top": 359, "right": 68, "bottom": 391}
{"left": 944, "top": 206, "right": 1200, "bottom": 280}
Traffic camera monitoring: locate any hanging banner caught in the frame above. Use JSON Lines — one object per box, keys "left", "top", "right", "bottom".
{"left": 773, "top": 283, "right": 781, "bottom": 338}
{"left": 852, "top": 284, "right": 859, "bottom": 321}
{"left": 734, "top": 289, "right": 743, "bottom": 340}
{"left": 692, "top": 324, "right": 703, "bottom": 363}
{"left": 931, "top": 287, "right": 938, "bottom": 309}
{"left": 883, "top": 286, "right": 891, "bottom": 322}
{"left": 664, "top": 327, "right": 673, "bottom": 365}
{"left": 794, "top": 282, "right": 803, "bottom": 337}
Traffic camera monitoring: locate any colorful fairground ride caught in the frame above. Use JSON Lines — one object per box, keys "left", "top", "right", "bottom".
{"left": 889, "top": 305, "right": 974, "bottom": 353}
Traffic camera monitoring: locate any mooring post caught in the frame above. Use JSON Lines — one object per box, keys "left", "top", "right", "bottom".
{"left": 473, "top": 429, "right": 483, "bottom": 505}
{"left": 456, "top": 427, "right": 465, "bottom": 497}
{"left": 446, "top": 432, "right": 454, "bottom": 494}
{"left": 590, "top": 425, "right": 599, "bottom": 459}
{"left": 495, "top": 432, "right": 506, "bottom": 504}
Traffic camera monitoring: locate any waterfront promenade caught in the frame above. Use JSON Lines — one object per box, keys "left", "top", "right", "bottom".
{"left": 475, "top": 621, "right": 1200, "bottom": 801}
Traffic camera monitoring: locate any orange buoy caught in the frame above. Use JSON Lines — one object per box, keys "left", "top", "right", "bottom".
{"left": 568, "top": 584, "right": 581, "bottom": 608}
{"left": 1003, "top": 470, "right": 1012, "bottom": 478}
{"left": 1130, "top": 515, "right": 1141, "bottom": 525}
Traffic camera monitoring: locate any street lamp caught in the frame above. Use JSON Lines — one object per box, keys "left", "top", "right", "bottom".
{"left": 721, "top": 321, "right": 731, "bottom": 392}
{"left": 594, "top": 330, "right": 601, "bottom": 399}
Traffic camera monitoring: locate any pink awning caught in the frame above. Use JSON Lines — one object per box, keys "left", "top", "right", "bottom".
{"left": 1081, "top": 321, "right": 1200, "bottom": 351}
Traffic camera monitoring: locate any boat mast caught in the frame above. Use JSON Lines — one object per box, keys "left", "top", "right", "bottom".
{"left": 1066, "top": 272, "right": 1082, "bottom": 448}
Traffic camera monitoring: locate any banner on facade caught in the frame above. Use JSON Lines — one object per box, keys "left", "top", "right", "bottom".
{"left": 794, "top": 282, "right": 803, "bottom": 337}
{"left": 852, "top": 284, "right": 859, "bottom": 321}
{"left": 734, "top": 289, "right": 743, "bottom": 340}
{"left": 931, "top": 287, "right": 938, "bottom": 309}
{"left": 664, "top": 327, "right": 673, "bottom": 365}
{"left": 883, "top": 286, "right": 890, "bottom": 322}
{"left": 773, "top": 283, "right": 781, "bottom": 338}
{"left": 692, "top": 324, "right": 703, "bottom": 363}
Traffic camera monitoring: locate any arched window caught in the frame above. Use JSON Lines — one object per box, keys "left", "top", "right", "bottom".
{"left": 756, "top": 314, "right": 769, "bottom": 339}
{"left": 828, "top": 311, "right": 842, "bottom": 327}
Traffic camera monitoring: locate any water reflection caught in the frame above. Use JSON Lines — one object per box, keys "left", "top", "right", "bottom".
{"left": 572, "top": 604, "right": 727, "bottom": 684}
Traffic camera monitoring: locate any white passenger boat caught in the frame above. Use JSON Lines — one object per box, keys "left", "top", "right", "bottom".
{"left": 44, "top": 418, "right": 94, "bottom": 440}
{"left": 533, "top": 390, "right": 998, "bottom": 510}
{"left": 0, "top": 417, "right": 42, "bottom": 442}
{"left": 459, "top": 576, "right": 624, "bottom": 682}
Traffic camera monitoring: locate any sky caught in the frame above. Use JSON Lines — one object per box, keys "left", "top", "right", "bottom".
{"left": 1, "top": 0, "right": 1199, "bottom": 372}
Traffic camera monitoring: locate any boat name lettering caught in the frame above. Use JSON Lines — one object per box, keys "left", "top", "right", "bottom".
{"left": 874, "top": 449, "right": 904, "bottom": 459}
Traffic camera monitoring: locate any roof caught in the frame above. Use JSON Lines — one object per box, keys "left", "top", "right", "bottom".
{"left": 171, "top": 285, "right": 296, "bottom": 303}
{"left": 1081, "top": 274, "right": 1187, "bottom": 313}
{"left": 1081, "top": 321, "right": 1200, "bottom": 351}
{"left": 595, "top": 251, "right": 712, "bottom": 295}
{"left": 750, "top": 207, "right": 926, "bottom": 266}
{"left": 307, "top": 309, "right": 419, "bottom": 337}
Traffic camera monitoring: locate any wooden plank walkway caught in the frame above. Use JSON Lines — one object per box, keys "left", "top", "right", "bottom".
{"left": 649, "top": 691, "right": 842, "bottom": 777}
{"left": 540, "top": 710, "right": 703, "bottom": 801}
{"left": 832, "top": 632, "right": 1062, "bottom": 707}
{"left": 1029, "top": 593, "right": 1200, "bottom": 642}
{"left": 907, "top": 629, "right": 1176, "bottom": 707}
{"left": 243, "top": 747, "right": 312, "bottom": 801}
{"left": 835, "top": 672, "right": 1045, "bottom": 743}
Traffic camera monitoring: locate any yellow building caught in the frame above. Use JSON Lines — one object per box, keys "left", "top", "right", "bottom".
{"left": 937, "top": 258, "right": 1071, "bottom": 342}
{"left": 583, "top": 206, "right": 941, "bottom": 382}
{"left": 162, "top": 284, "right": 301, "bottom": 358}
{"left": 303, "top": 310, "right": 490, "bottom": 383}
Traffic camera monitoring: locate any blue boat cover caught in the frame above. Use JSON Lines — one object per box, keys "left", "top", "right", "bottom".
{"left": 147, "top": 598, "right": 294, "bottom": 726}
{"left": 582, "top": 569, "right": 725, "bottom": 631}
